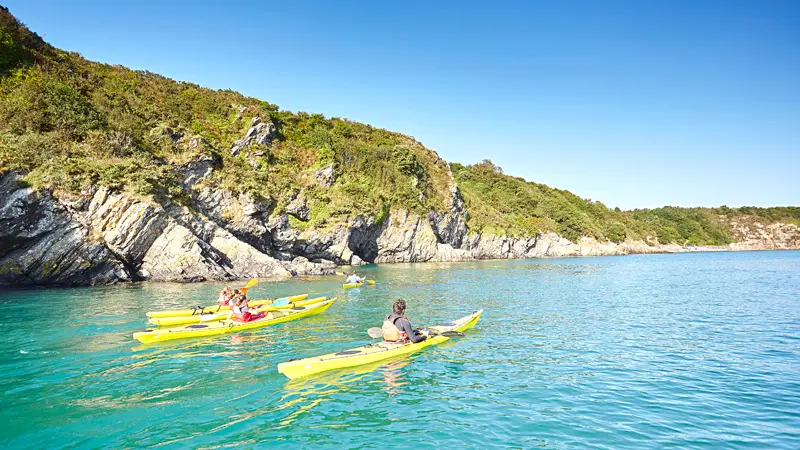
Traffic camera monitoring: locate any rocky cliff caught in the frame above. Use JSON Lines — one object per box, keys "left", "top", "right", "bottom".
{"left": 3, "top": 152, "right": 798, "bottom": 286}
{"left": 2, "top": 6, "right": 798, "bottom": 287}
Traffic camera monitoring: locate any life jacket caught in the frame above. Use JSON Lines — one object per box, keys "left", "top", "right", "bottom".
{"left": 382, "top": 313, "right": 409, "bottom": 342}
{"left": 232, "top": 304, "right": 251, "bottom": 319}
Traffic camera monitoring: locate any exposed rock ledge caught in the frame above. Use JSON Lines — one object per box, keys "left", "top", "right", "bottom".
{"left": 2, "top": 147, "right": 798, "bottom": 286}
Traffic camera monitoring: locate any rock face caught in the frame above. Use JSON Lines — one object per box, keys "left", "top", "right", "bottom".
{"left": 2, "top": 144, "right": 799, "bottom": 286}
{"left": 0, "top": 171, "right": 291, "bottom": 286}
{"left": 728, "top": 220, "right": 800, "bottom": 250}
{"left": 0, "top": 174, "right": 131, "bottom": 285}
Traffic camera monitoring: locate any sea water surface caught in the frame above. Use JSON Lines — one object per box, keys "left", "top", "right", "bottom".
{"left": 1, "top": 251, "right": 799, "bottom": 448}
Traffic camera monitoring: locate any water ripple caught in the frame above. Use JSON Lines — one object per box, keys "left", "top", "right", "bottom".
{"left": 0, "top": 252, "right": 799, "bottom": 448}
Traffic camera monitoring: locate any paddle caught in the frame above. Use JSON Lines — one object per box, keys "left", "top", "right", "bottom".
{"left": 239, "top": 278, "right": 258, "bottom": 295}
{"left": 366, "top": 327, "right": 464, "bottom": 339}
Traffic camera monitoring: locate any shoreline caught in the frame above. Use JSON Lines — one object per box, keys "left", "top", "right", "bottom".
{"left": 3, "top": 246, "right": 797, "bottom": 290}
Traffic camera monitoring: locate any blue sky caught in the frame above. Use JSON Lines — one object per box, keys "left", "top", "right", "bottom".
{"left": 5, "top": 0, "right": 799, "bottom": 209}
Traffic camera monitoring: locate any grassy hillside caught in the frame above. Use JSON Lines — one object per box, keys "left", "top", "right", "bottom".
{"left": 1, "top": 6, "right": 797, "bottom": 246}
{"left": 453, "top": 160, "right": 800, "bottom": 245}
{"left": 0, "top": 6, "right": 452, "bottom": 229}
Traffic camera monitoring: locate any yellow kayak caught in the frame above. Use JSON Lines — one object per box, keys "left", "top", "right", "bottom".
{"left": 146, "top": 294, "right": 309, "bottom": 318}
{"left": 133, "top": 298, "right": 337, "bottom": 344}
{"left": 277, "top": 309, "right": 483, "bottom": 379}
{"left": 343, "top": 280, "right": 375, "bottom": 290}
{"left": 147, "top": 296, "right": 327, "bottom": 327}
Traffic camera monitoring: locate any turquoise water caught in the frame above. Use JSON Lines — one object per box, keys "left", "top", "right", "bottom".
{"left": 1, "top": 251, "right": 799, "bottom": 448}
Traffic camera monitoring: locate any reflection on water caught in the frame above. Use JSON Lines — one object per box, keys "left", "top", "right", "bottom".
{"left": 380, "top": 359, "right": 410, "bottom": 396}
{"left": 1, "top": 252, "right": 799, "bottom": 448}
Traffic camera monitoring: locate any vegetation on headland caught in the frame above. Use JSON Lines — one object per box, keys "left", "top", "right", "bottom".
{"left": 1, "top": 6, "right": 797, "bottom": 247}
{"left": 453, "top": 160, "right": 800, "bottom": 245}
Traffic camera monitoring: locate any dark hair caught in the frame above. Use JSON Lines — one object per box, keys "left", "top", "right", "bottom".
{"left": 393, "top": 299, "right": 406, "bottom": 315}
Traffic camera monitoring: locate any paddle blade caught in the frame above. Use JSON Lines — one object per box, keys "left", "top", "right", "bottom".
{"left": 367, "top": 327, "right": 383, "bottom": 339}
{"left": 367, "top": 280, "right": 376, "bottom": 285}
{"left": 239, "top": 278, "right": 259, "bottom": 295}
{"left": 440, "top": 331, "right": 465, "bottom": 338}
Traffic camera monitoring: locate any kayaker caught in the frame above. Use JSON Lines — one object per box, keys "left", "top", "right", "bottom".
{"left": 346, "top": 272, "right": 364, "bottom": 284}
{"left": 231, "top": 291, "right": 266, "bottom": 322}
{"left": 217, "top": 286, "right": 233, "bottom": 306}
{"left": 382, "top": 299, "right": 428, "bottom": 343}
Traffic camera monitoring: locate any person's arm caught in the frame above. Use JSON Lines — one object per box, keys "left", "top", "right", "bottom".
{"left": 397, "top": 318, "right": 426, "bottom": 343}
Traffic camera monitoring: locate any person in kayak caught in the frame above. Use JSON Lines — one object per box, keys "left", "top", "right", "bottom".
{"left": 231, "top": 290, "right": 267, "bottom": 322}
{"left": 382, "top": 299, "right": 428, "bottom": 343}
{"left": 217, "top": 286, "right": 233, "bottom": 306}
{"left": 345, "top": 272, "right": 362, "bottom": 284}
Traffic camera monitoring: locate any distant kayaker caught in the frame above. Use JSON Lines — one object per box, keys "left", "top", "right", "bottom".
{"left": 346, "top": 272, "right": 363, "bottom": 284}
{"left": 382, "top": 299, "right": 428, "bottom": 343}
{"left": 217, "top": 286, "right": 233, "bottom": 306}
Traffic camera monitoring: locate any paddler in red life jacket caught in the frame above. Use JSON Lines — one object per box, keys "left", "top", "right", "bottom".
{"left": 382, "top": 299, "right": 429, "bottom": 343}
{"left": 231, "top": 291, "right": 267, "bottom": 322}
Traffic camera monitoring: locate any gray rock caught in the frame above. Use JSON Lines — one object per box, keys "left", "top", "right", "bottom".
{"left": 292, "top": 226, "right": 353, "bottom": 264}
{"left": 282, "top": 256, "right": 337, "bottom": 276}
{"left": 314, "top": 163, "right": 335, "bottom": 187}
{"left": 85, "top": 187, "right": 167, "bottom": 265}
{"left": 267, "top": 214, "right": 297, "bottom": 250}
{"left": 190, "top": 186, "right": 274, "bottom": 252}
{"left": 0, "top": 173, "right": 131, "bottom": 286}
{"left": 287, "top": 194, "right": 310, "bottom": 221}
{"left": 429, "top": 172, "right": 468, "bottom": 248}
{"left": 140, "top": 221, "right": 227, "bottom": 282}
{"left": 178, "top": 153, "right": 218, "bottom": 189}
{"left": 374, "top": 209, "right": 472, "bottom": 263}
{"left": 230, "top": 117, "right": 277, "bottom": 157}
